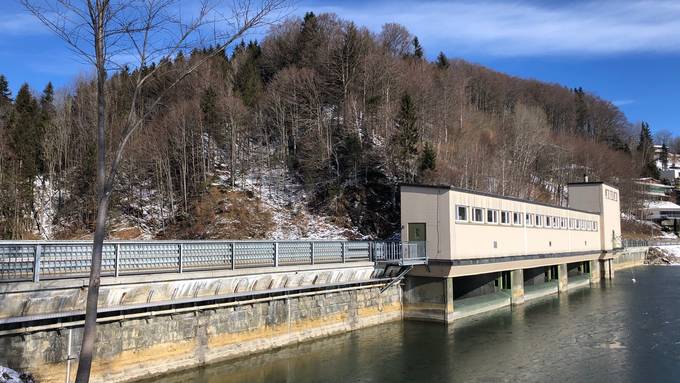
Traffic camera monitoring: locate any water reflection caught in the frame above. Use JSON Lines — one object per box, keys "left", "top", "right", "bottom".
{"left": 151, "top": 267, "right": 680, "bottom": 383}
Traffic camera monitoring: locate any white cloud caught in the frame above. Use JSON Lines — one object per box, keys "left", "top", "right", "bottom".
{"left": 613, "top": 99, "right": 636, "bottom": 106}
{"left": 0, "top": 13, "right": 48, "bottom": 35}
{"left": 303, "top": 0, "right": 680, "bottom": 56}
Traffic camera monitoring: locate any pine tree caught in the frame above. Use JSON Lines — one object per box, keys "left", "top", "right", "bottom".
{"left": 435, "top": 52, "right": 449, "bottom": 69}
{"left": 574, "top": 87, "right": 589, "bottom": 136}
{"left": 661, "top": 142, "right": 669, "bottom": 170}
{"left": 394, "top": 92, "right": 419, "bottom": 181}
{"left": 0, "top": 75, "right": 11, "bottom": 105}
{"left": 419, "top": 141, "right": 436, "bottom": 172}
{"left": 233, "top": 41, "right": 263, "bottom": 107}
{"left": 637, "top": 121, "right": 659, "bottom": 178}
{"left": 412, "top": 37, "right": 423, "bottom": 59}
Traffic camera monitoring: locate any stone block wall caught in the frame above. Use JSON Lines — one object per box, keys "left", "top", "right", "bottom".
{"left": 0, "top": 284, "right": 401, "bottom": 383}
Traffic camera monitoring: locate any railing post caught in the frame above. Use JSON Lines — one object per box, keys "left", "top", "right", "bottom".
{"left": 341, "top": 242, "right": 346, "bottom": 263}
{"left": 311, "top": 242, "right": 315, "bottom": 265}
{"left": 114, "top": 243, "right": 120, "bottom": 278}
{"left": 178, "top": 243, "right": 184, "bottom": 273}
{"left": 231, "top": 243, "right": 236, "bottom": 270}
{"left": 274, "top": 242, "right": 279, "bottom": 267}
{"left": 33, "top": 244, "right": 42, "bottom": 282}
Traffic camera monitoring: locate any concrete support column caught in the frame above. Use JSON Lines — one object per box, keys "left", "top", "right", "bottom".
{"left": 445, "top": 277, "right": 455, "bottom": 322}
{"left": 601, "top": 259, "right": 615, "bottom": 280}
{"left": 510, "top": 269, "right": 525, "bottom": 305}
{"left": 589, "top": 259, "right": 601, "bottom": 284}
{"left": 558, "top": 263, "right": 568, "bottom": 293}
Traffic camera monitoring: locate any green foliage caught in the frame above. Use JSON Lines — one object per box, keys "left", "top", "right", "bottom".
{"left": 394, "top": 92, "right": 419, "bottom": 181}
{"left": 0, "top": 74, "right": 11, "bottom": 104}
{"left": 435, "top": 52, "right": 449, "bottom": 69}
{"left": 637, "top": 121, "right": 659, "bottom": 178}
{"left": 574, "top": 87, "right": 589, "bottom": 135}
{"left": 419, "top": 142, "right": 436, "bottom": 172}
{"left": 10, "top": 83, "right": 42, "bottom": 179}
{"left": 660, "top": 143, "right": 669, "bottom": 170}
{"left": 233, "top": 41, "right": 263, "bottom": 107}
{"left": 412, "top": 36, "right": 423, "bottom": 59}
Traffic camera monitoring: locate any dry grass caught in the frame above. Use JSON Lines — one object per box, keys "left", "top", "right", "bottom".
{"left": 621, "top": 218, "right": 663, "bottom": 240}
{"left": 158, "top": 186, "right": 274, "bottom": 239}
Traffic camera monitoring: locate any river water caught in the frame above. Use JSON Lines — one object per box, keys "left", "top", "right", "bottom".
{"left": 154, "top": 266, "right": 680, "bottom": 383}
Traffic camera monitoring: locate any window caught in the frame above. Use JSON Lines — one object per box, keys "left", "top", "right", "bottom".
{"left": 472, "top": 207, "right": 484, "bottom": 223}
{"left": 605, "top": 189, "right": 618, "bottom": 201}
{"left": 526, "top": 213, "right": 534, "bottom": 227}
{"left": 513, "top": 212, "right": 522, "bottom": 226}
{"left": 501, "top": 211, "right": 510, "bottom": 225}
{"left": 594, "top": 222, "right": 599, "bottom": 231}
{"left": 575, "top": 220, "right": 581, "bottom": 230}
{"left": 569, "top": 218, "right": 576, "bottom": 229}
{"left": 553, "top": 217, "right": 559, "bottom": 228}
{"left": 487, "top": 209, "right": 499, "bottom": 224}
{"left": 545, "top": 216, "right": 551, "bottom": 228}
{"left": 536, "top": 215, "right": 543, "bottom": 227}
{"left": 456, "top": 206, "right": 468, "bottom": 222}
{"left": 561, "top": 217, "right": 567, "bottom": 229}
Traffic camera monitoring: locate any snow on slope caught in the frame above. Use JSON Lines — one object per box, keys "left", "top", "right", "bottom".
{"left": 240, "top": 167, "right": 366, "bottom": 240}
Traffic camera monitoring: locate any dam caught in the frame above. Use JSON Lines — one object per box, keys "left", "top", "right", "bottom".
{"left": 0, "top": 181, "right": 649, "bottom": 383}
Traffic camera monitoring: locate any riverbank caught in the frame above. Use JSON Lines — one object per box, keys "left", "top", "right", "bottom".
{"left": 646, "top": 246, "right": 680, "bottom": 265}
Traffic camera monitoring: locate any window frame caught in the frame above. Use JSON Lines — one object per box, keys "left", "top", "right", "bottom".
{"left": 455, "top": 205, "right": 469, "bottom": 222}
{"left": 535, "top": 214, "right": 543, "bottom": 227}
{"left": 500, "top": 210, "right": 511, "bottom": 225}
{"left": 471, "top": 207, "right": 485, "bottom": 223}
{"left": 487, "top": 209, "right": 499, "bottom": 224}
{"left": 512, "top": 212, "right": 523, "bottom": 226}
{"left": 526, "top": 213, "right": 534, "bottom": 227}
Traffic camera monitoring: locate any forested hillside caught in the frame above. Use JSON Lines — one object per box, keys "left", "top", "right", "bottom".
{"left": 0, "top": 12, "right": 650, "bottom": 240}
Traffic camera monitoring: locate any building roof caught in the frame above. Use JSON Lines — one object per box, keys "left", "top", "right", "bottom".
{"left": 400, "top": 183, "right": 600, "bottom": 215}
{"left": 644, "top": 201, "right": 680, "bottom": 210}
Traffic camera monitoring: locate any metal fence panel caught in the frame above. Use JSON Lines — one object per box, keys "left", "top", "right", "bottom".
{"left": 0, "top": 240, "right": 426, "bottom": 282}
{"left": 0, "top": 244, "right": 35, "bottom": 281}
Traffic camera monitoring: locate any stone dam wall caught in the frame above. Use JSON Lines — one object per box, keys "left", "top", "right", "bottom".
{"left": 1, "top": 283, "right": 402, "bottom": 383}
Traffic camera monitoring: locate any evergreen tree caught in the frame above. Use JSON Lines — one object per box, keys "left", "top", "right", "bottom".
{"left": 394, "top": 92, "right": 419, "bottom": 181}
{"left": 661, "top": 143, "right": 669, "bottom": 170}
{"left": 200, "top": 86, "right": 224, "bottom": 145}
{"left": 637, "top": 121, "right": 659, "bottom": 178}
{"left": 419, "top": 141, "right": 436, "bottom": 172}
{"left": 412, "top": 37, "right": 423, "bottom": 59}
{"left": 233, "top": 41, "right": 263, "bottom": 107}
{"left": 8, "top": 83, "right": 41, "bottom": 202}
{"left": 0, "top": 75, "right": 11, "bottom": 105}
{"left": 574, "top": 87, "right": 589, "bottom": 136}
{"left": 435, "top": 52, "right": 449, "bottom": 69}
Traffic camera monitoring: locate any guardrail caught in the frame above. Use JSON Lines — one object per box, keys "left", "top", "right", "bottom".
{"left": 622, "top": 239, "right": 680, "bottom": 248}
{"left": 0, "top": 240, "right": 427, "bottom": 282}
{"left": 372, "top": 241, "right": 427, "bottom": 266}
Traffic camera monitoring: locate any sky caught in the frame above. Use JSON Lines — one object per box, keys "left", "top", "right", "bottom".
{"left": 1, "top": 0, "right": 679, "bottom": 136}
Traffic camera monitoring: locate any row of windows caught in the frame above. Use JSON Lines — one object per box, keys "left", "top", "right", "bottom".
{"left": 455, "top": 205, "right": 599, "bottom": 231}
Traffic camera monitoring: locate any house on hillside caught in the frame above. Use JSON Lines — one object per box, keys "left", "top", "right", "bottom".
{"left": 635, "top": 178, "right": 674, "bottom": 201}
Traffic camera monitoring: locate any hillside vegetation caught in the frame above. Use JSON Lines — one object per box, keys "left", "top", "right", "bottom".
{"left": 0, "top": 12, "right": 650, "bottom": 240}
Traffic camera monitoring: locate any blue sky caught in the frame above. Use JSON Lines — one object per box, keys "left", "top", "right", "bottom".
{"left": 1, "top": 0, "right": 679, "bottom": 136}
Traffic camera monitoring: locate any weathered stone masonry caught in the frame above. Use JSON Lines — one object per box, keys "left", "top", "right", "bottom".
{"left": 0, "top": 283, "right": 401, "bottom": 383}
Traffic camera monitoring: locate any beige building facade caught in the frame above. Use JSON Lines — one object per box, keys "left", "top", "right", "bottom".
{"left": 400, "top": 182, "right": 621, "bottom": 277}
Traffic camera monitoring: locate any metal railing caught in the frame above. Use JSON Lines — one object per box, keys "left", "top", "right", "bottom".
{"left": 0, "top": 240, "right": 427, "bottom": 282}
{"left": 622, "top": 238, "right": 680, "bottom": 248}
{"left": 372, "top": 241, "right": 427, "bottom": 266}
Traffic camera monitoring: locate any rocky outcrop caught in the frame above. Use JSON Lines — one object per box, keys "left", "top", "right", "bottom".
{"left": 0, "top": 367, "right": 35, "bottom": 383}
{"left": 645, "top": 247, "right": 680, "bottom": 265}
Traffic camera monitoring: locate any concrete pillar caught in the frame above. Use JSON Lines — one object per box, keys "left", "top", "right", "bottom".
{"left": 589, "top": 259, "right": 601, "bottom": 284}
{"left": 402, "top": 276, "right": 455, "bottom": 323}
{"left": 557, "top": 263, "right": 568, "bottom": 293}
{"left": 445, "top": 277, "right": 455, "bottom": 322}
{"left": 601, "top": 259, "right": 615, "bottom": 280}
{"left": 510, "top": 269, "right": 525, "bottom": 305}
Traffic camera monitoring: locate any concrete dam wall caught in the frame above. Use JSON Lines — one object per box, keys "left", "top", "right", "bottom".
{"left": 0, "top": 263, "right": 402, "bottom": 383}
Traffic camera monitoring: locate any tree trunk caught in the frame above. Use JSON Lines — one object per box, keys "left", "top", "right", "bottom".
{"left": 75, "top": 2, "right": 108, "bottom": 380}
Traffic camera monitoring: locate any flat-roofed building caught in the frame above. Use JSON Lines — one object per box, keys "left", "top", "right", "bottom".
{"left": 399, "top": 182, "right": 622, "bottom": 322}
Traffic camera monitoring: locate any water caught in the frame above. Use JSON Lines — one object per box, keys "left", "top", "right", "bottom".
{"left": 153, "top": 267, "right": 680, "bottom": 383}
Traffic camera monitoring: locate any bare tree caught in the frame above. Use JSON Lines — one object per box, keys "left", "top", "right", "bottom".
{"left": 21, "top": 0, "right": 286, "bottom": 381}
